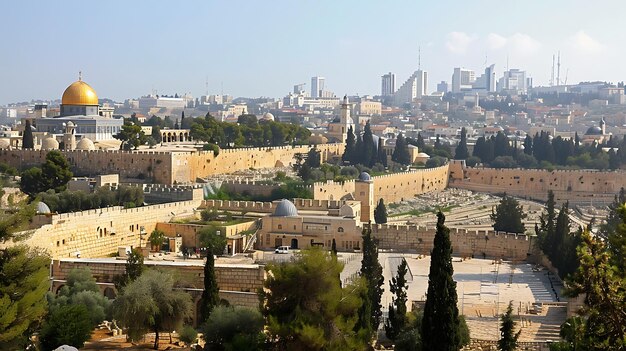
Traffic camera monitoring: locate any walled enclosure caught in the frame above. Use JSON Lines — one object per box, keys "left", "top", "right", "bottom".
{"left": 372, "top": 224, "right": 533, "bottom": 260}
{"left": 20, "top": 200, "right": 202, "bottom": 259}
{"left": 449, "top": 164, "right": 626, "bottom": 204}
{"left": 313, "top": 164, "right": 450, "bottom": 204}
{"left": 0, "top": 143, "right": 344, "bottom": 185}
{"left": 51, "top": 259, "right": 264, "bottom": 324}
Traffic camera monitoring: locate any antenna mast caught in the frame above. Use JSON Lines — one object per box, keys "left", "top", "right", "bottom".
{"left": 551, "top": 54, "right": 555, "bottom": 86}
{"left": 557, "top": 51, "right": 561, "bottom": 86}
{"left": 418, "top": 45, "right": 421, "bottom": 70}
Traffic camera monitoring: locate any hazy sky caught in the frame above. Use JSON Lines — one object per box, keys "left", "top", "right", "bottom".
{"left": 1, "top": 0, "right": 624, "bottom": 105}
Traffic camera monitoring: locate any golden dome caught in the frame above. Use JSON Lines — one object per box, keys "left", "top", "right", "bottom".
{"left": 61, "top": 80, "right": 99, "bottom": 105}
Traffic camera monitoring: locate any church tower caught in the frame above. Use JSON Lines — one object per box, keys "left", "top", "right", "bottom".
{"left": 63, "top": 121, "right": 77, "bottom": 150}
{"left": 600, "top": 117, "right": 606, "bottom": 135}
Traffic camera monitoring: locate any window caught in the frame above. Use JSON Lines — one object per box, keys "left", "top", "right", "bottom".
{"left": 278, "top": 224, "right": 282, "bottom": 230}
{"left": 338, "top": 227, "right": 344, "bottom": 233}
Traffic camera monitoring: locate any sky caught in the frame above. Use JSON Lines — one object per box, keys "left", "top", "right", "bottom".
{"left": 1, "top": 0, "right": 624, "bottom": 105}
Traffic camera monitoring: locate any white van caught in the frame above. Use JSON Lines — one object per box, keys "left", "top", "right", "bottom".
{"left": 275, "top": 246, "right": 290, "bottom": 254}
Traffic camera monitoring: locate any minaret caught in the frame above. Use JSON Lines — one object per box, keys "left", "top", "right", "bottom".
{"left": 600, "top": 117, "right": 606, "bottom": 135}
{"left": 63, "top": 121, "right": 77, "bottom": 150}
{"left": 340, "top": 95, "right": 350, "bottom": 125}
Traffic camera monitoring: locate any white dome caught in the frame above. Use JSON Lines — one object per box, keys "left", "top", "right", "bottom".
{"left": 41, "top": 137, "right": 59, "bottom": 150}
{"left": 36, "top": 202, "right": 51, "bottom": 214}
{"left": 262, "top": 112, "right": 275, "bottom": 121}
{"left": 0, "top": 139, "right": 10, "bottom": 149}
{"left": 76, "top": 138, "right": 95, "bottom": 150}
{"left": 273, "top": 199, "right": 298, "bottom": 217}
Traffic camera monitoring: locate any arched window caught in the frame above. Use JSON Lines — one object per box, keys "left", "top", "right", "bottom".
{"left": 277, "top": 224, "right": 282, "bottom": 230}
{"left": 338, "top": 227, "right": 344, "bottom": 233}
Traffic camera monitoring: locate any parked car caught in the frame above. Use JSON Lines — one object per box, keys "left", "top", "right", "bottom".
{"left": 275, "top": 246, "right": 290, "bottom": 254}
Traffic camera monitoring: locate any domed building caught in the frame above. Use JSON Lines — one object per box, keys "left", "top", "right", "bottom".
{"left": 582, "top": 118, "right": 609, "bottom": 144}
{"left": 261, "top": 112, "right": 275, "bottom": 122}
{"left": 34, "top": 74, "right": 123, "bottom": 143}
{"left": 76, "top": 137, "right": 96, "bottom": 151}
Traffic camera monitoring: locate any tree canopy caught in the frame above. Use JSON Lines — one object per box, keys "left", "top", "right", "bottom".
{"left": 20, "top": 150, "right": 73, "bottom": 197}
{"left": 491, "top": 194, "right": 526, "bottom": 233}
{"left": 374, "top": 198, "right": 388, "bottom": 224}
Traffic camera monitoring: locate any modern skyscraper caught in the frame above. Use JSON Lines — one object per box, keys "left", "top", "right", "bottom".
{"left": 381, "top": 72, "right": 396, "bottom": 96}
{"left": 311, "top": 76, "right": 325, "bottom": 98}
{"left": 497, "top": 69, "right": 530, "bottom": 94}
{"left": 437, "top": 81, "right": 449, "bottom": 93}
{"left": 416, "top": 69, "right": 428, "bottom": 98}
{"left": 451, "top": 68, "right": 475, "bottom": 93}
{"left": 473, "top": 64, "right": 496, "bottom": 92}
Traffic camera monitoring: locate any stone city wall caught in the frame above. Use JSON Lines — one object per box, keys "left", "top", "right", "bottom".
{"left": 201, "top": 198, "right": 347, "bottom": 214}
{"left": 450, "top": 166, "right": 626, "bottom": 205}
{"left": 372, "top": 224, "right": 533, "bottom": 260}
{"left": 19, "top": 200, "right": 201, "bottom": 259}
{"left": 313, "top": 164, "right": 450, "bottom": 204}
{"left": 51, "top": 259, "right": 265, "bottom": 311}
{"left": 156, "top": 220, "right": 258, "bottom": 247}
{"left": 171, "top": 143, "right": 344, "bottom": 184}
{"left": 0, "top": 143, "right": 344, "bottom": 185}
{"left": 221, "top": 179, "right": 280, "bottom": 198}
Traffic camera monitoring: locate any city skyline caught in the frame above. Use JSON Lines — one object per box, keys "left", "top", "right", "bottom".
{"left": 1, "top": 0, "right": 625, "bottom": 105}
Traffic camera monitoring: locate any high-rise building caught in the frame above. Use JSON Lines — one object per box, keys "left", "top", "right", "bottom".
{"left": 497, "top": 69, "right": 530, "bottom": 94}
{"left": 381, "top": 72, "right": 396, "bottom": 96}
{"left": 451, "top": 68, "right": 475, "bottom": 93}
{"left": 437, "top": 81, "right": 448, "bottom": 93}
{"left": 311, "top": 76, "right": 325, "bottom": 98}
{"left": 416, "top": 70, "right": 428, "bottom": 98}
{"left": 473, "top": 64, "right": 496, "bottom": 92}
{"left": 393, "top": 69, "right": 428, "bottom": 105}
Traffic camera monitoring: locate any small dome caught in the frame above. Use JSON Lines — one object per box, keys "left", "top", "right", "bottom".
{"left": 585, "top": 126, "right": 603, "bottom": 135}
{"left": 358, "top": 172, "right": 371, "bottom": 181}
{"left": 62, "top": 80, "right": 98, "bottom": 105}
{"left": 76, "top": 138, "right": 95, "bottom": 150}
{"left": 41, "top": 137, "right": 59, "bottom": 150}
{"left": 339, "top": 204, "right": 355, "bottom": 218}
{"left": 0, "top": 139, "right": 10, "bottom": 149}
{"left": 36, "top": 202, "right": 51, "bottom": 214}
{"left": 262, "top": 112, "right": 275, "bottom": 121}
{"left": 273, "top": 199, "right": 298, "bottom": 217}
{"left": 66, "top": 121, "right": 75, "bottom": 127}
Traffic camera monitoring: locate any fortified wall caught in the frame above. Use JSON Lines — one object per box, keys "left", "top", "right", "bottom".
{"left": 449, "top": 164, "right": 626, "bottom": 205}
{"left": 0, "top": 143, "right": 344, "bottom": 185}
{"left": 202, "top": 198, "right": 347, "bottom": 214}
{"left": 372, "top": 224, "right": 533, "bottom": 260}
{"left": 313, "top": 164, "right": 450, "bottom": 204}
{"left": 20, "top": 200, "right": 202, "bottom": 259}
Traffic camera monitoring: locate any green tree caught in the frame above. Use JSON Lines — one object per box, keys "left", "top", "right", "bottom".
{"left": 113, "top": 248, "right": 145, "bottom": 290}
{"left": 178, "top": 325, "right": 197, "bottom": 346}
{"left": 358, "top": 224, "right": 384, "bottom": 336}
{"left": 151, "top": 125, "right": 162, "bottom": 143}
{"left": 385, "top": 258, "right": 408, "bottom": 341}
{"left": 394, "top": 310, "right": 423, "bottom": 351}
{"left": 199, "top": 248, "right": 220, "bottom": 324}
{"left": 306, "top": 147, "right": 321, "bottom": 168}
{"left": 565, "top": 227, "right": 626, "bottom": 350}
{"left": 113, "top": 269, "right": 193, "bottom": 349}
{"left": 48, "top": 267, "right": 111, "bottom": 327}
{"left": 374, "top": 198, "right": 388, "bottom": 224}
{"left": 491, "top": 194, "right": 527, "bottom": 233}
{"left": 39, "top": 304, "right": 92, "bottom": 351}
{"left": 198, "top": 226, "right": 227, "bottom": 256}
{"left": 19, "top": 167, "right": 45, "bottom": 197}
{"left": 392, "top": 133, "right": 411, "bottom": 166}
{"left": 454, "top": 127, "right": 469, "bottom": 160}
{"left": 0, "top": 200, "right": 49, "bottom": 349}
{"left": 362, "top": 122, "right": 377, "bottom": 167}
{"left": 377, "top": 136, "right": 388, "bottom": 167}
{"left": 115, "top": 121, "right": 147, "bottom": 150}
{"left": 342, "top": 125, "right": 356, "bottom": 164}
{"left": 261, "top": 248, "right": 367, "bottom": 350}
{"left": 41, "top": 150, "right": 73, "bottom": 193}
{"left": 421, "top": 212, "right": 466, "bottom": 351}
{"left": 331, "top": 238, "right": 337, "bottom": 256}
{"left": 148, "top": 229, "right": 166, "bottom": 250}
{"left": 523, "top": 134, "right": 533, "bottom": 155}
{"left": 22, "top": 120, "right": 34, "bottom": 149}
{"left": 201, "top": 305, "right": 265, "bottom": 351}
{"left": 498, "top": 301, "right": 521, "bottom": 351}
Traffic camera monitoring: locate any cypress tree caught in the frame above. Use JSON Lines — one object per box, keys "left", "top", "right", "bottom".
{"left": 392, "top": 133, "right": 411, "bottom": 166}
{"left": 354, "top": 131, "right": 364, "bottom": 166}
{"left": 491, "top": 194, "right": 526, "bottom": 233}
{"left": 454, "top": 127, "right": 469, "bottom": 160}
{"left": 523, "top": 134, "right": 533, "bottom": 155}
{"left": 331, "top": 238, "right": 337, "bottom": 256}
{"left": 362, "top": 122, "right": 376, "bottom": 167}
{"left": 22, "top": 119, "right": 34, "bottom": 149}
{"left": 498, "top": 301, "right": 521, "bottom": 351}
{"left": 358, "top": 224, "right": 384, "bottom": 333}
{"left": 181, "top": 110, "right": 185, "bottom": 128}
{"left": 343, "top": 125, "right": 356, "bottom": 164}
{"left": 377, "top": 136, "right": 387, "bottom": 167}
{"left": 374, "top": 199, "right": 388, "bottom": 224}
{"left": 421, "top": 212, "right": 463, "bottom": 351}
{"left": 199, "top": 250, "right": 220, "bottom": 324}
{"left": 416, "top": 132, "right": 425, "bottom": 149}
{"left": 385, "top": 258, "right": 408, "bottom": 341}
